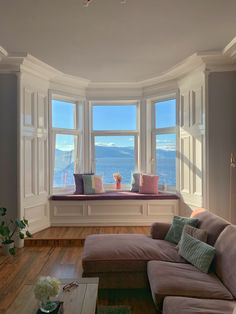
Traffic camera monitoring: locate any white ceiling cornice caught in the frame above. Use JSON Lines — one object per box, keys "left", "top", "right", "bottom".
{"left": 0, "top": 46, "right": 8, "bottom": 61}
{"left": 223, "top": 37, "right": 236, "bottom": 59}
{"left": 0, "top": 37, "right": 236, "bottom": 91}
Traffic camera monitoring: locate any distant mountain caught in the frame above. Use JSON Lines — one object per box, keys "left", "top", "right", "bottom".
{"left": 95, "top": 146, "right": 134, "bottom": 158}
{"left": 55, "top": 149, "right": 74, "bottom": 171}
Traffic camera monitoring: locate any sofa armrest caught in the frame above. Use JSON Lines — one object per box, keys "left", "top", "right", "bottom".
{"left": 151, "top": 222, "right": 171, "bottom": 240}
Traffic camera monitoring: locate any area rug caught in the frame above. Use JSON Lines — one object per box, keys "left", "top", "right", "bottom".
{"left": 97, "top": 305, "right": 132, "bottom": 314}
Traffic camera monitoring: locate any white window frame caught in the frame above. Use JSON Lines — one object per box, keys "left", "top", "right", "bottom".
{"left": 49, "top": 92, "right": 83, "bottom": 194}
{"left": 151, "top": 95, "right": 177, "bottom": 191}
{"left": 90, "top": 100, "right": 140, "bottom": 190}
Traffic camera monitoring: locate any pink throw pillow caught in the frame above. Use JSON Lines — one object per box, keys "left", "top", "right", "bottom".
{"left": 139, "top": 174, "right": 159, "bottom": 194}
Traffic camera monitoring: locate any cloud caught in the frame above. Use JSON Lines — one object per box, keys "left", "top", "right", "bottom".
{"left": 56, "top": 144, "right": 74, "bottom": 151}
{"left": 95, "top": 142, "right": 116, "bottom": 147}
{"left": 156, "top": 139, "right": 176, "bottom": 151}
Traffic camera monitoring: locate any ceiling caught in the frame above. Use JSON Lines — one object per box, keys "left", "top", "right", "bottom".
{"left": 0, "top": 0, "right": 236, "bottom": 82}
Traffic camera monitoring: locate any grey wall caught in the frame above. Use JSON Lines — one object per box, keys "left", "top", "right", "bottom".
{"left": 0, "top": 74, "right": 18, "bottom": 219}
{"left": 208, "top": 71, "right": 236, "bottom": 221}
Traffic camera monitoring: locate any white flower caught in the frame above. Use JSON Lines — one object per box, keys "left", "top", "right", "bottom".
{"left": 34, "top": 276, "right": 61, "bottom": 301}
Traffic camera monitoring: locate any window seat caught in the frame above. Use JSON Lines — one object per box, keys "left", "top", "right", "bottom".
{"left": 50, "top": 191, "right": 179, "bottom": 201}
{"left": 49, "top": 191, "right": 179, "bottom": 226}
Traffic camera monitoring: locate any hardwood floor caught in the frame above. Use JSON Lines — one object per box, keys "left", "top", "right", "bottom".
{"left": 1, "top": 227, "right": 156, "bottom": 314}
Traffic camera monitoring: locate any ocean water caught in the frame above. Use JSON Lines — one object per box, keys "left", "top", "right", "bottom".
{"left": 96, "top": 157, "right": 135, "bottom": 184}
{"left": 54, "top": 147, "right": 176, "bottom": 187}
{"left": 96, "top": 157, "right": 176, "bottom": 186}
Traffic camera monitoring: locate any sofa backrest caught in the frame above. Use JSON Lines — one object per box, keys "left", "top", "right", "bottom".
{"left": 214, "top": 225, "right": 236, "bottom": 298}
{"left": 191, "top": 208, "right": 230, "bottom": 246}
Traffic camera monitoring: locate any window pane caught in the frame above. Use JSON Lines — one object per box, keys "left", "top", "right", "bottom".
{"left": 94, "top": 136, "right": 135, "bottom": 184}
{"left": 155, "top": 99, "right": 176, "bottom": 128}
{"left": 52, "top": 100, "right": 76, "bottom": 129}
{"left": 53, "top": 134, "right": 76, "bottom": 187}
{"left": 93, "top": 104, "right": 137, "bottom": 131}
{"left": 156, "top": 134, "right": 176, "bottom": 187}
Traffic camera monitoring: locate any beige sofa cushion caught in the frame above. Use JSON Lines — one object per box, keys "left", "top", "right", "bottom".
{"left": 82, "top": 234, "right": 185, "bottom": 273}
{"left": 215, "top": 225, "right": 236, "bottom": 298}
{"left": 147, "top": 261, "right": 233, "bottom": 305}
{"left": 191, "top": 208, "right": 230, "bottom": 246}
{"left": 163, "top": 297, "right": 236, "bottom": 314}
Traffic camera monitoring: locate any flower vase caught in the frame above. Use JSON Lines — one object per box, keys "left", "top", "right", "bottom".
{"left": 40, "top": 298, "right": 57, "bottom": 313}
{"left": 116, "top": 181, "right": 121, "bottom": 189}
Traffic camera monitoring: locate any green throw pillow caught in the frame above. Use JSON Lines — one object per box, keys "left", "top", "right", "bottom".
{"left": 164, "top": 215, "right": 199, "bottom": 244}
{"left": 178, "top": 232, "right": 216, "bottom": 273}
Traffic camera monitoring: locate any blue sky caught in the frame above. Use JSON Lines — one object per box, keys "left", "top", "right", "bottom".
{"left": 52, "top": 100, "right": 176, "bottom": 150}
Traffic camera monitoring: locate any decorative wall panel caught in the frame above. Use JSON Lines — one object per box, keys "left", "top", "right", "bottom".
{"left": 23, "top": 87, "right": 35, "bottom": 128}
{"left": 21, "top": 77, "right": 50, "bottom": 233}
{"left": 37, "top": 136, "right": 48, "bottom": 195}
{"left": 178, "top": 72, "right": 205, "bottom": 208}
{"left": 87, "top": 203, "right": 144, "bottom": 216}
{"left": 50, "top": 199, "right": 179, "bottom": 226}
{"left": 180, "top": 136, "right": 191, "bottom": 193}
{"left": 23, "top": 136, "right": 36, "bottom": 198}
{"left": 24, "top": 203, "right": 49, "bottom": 233}
{"left": 37, "top": 92, "right": 47, "bottom": 129}
{"left": 192, "top": 135, "right": 203, "bottom": 196}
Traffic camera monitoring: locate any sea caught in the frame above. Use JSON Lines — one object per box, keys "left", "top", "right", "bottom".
{"left": 96, "top": 157, "right": 176, "bottom": 186}
{"left": 53, "top": 147, "right": 176, "bottom": 188}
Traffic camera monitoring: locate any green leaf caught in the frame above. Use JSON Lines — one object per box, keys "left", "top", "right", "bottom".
{"left": 0, "top": 207, "right": 7, "bottom": 216}
{"left": 9, "top": 247, "right": 16, "bottom": 256}
{"left": 26, "top": 230, "right": 32, "bottom": 238}
{"left": 15, "top": 219, "right": 26, "bottom": 229}
{"left": 0, "top": 226, "right": 10, "bottom": 237}
{"left": 23, "top": 218, "right": 29, "bottom": 226}
{"left": 19, "top": 232, "right": 25, "bottom": 239}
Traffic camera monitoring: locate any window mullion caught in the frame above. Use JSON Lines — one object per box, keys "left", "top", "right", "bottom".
{"left": 155, "top": 127, "right": 176, "bottom": 134}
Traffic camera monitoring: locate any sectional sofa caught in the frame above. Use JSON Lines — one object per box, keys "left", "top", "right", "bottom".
{"left": 82, "top": 208, "right": 236, "bottom": 313}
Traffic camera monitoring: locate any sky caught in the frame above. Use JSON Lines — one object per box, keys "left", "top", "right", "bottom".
{"left": 52, "top": 99, "right": 176, "bottom": 151}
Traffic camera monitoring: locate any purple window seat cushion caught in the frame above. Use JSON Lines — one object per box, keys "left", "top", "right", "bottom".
{"left": 50, "top": 191, "right": 179, "bottom": 201}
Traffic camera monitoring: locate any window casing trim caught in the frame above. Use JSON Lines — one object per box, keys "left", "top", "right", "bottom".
{"left": 49, "top": 92, "right": 84, "bottom": 194}
{"left": 151, "top": 96, "right": 177, "bottom": 191}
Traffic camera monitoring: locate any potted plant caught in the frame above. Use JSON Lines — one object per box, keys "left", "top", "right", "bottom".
{"left": 0, "top": 207, "right": 32, "bottom": 256}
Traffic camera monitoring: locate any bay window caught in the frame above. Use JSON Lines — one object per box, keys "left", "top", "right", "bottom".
{"left": 152, "top": 98, "right": 177, "bottom": 190}
{"left": 51, "top": 98, "right": 82, "bottom": 192}
{"left": 91, "top": 102, "right": 139, "bottom": 187}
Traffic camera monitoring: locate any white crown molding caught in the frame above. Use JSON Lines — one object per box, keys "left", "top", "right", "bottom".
{"left": 0, "top": 46, "right": 8, "bottom": 61}
{"left": 21, "top": 54, "right": 62, "bottom": 80}
{"left": 1, "top": 36, "right": 236, "bottom": 91}
{"left": 87, "top": 46, "right": 236, "bottom": 90}
{"left": 52, "top": 73, "right": 90, "bottom": 89}
{"left": 223, "top": 37, "right": 236, "bottom": 59}
{"left": 0, "top": 49, "right": 90, "bottom": 89}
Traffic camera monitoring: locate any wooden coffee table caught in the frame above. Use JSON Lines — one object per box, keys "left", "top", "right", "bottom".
{"left": 6, "top": 277, "right": 99, "bottom": 314}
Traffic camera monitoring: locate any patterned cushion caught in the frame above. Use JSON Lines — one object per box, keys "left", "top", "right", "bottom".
{"left": 82, "top": 175, "right": 104, "bottom": 194}
{"left": 139, "top": 174, "right": 159, "bottom": 194}
{"left": 131, "top": 173, "right": 141, "bottom": 192}
{"left": 177, "top": 225, "right": 208, "bottom": 248}
{"left": 179, "top": 232, "right": 216, "bottom": 273}
{"left": 164, "top": 216, "right": 199, "bottom": 244}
